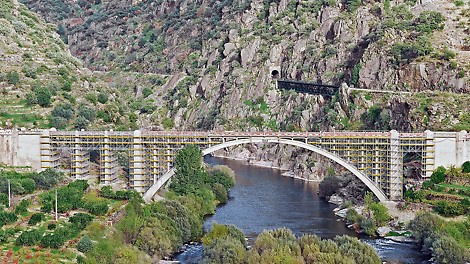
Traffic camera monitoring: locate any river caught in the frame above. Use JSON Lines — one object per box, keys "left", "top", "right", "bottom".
{"left": 174, "top": 156, "right": 429, "bottom": 264}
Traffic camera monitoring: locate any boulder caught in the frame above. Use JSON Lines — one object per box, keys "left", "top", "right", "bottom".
{"left": 377, "top": 226, "right": 392, "bottom": 237}
{"left": 328, "top": 194, "right": 344, "bottom": 205}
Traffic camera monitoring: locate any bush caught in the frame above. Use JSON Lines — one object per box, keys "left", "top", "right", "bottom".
{"left": 0, "top": 193, "right": 8, "bottom": 207}
{"left": 34, "top": 86, "right": 52, "bottom": 107}
{"left": 432, "top": 235, "right": 470, "bottom": 263}
{"left": 409, "top": 211, "right": 444, "bottom": 243}
{"left": 15, "top": 199, "right": 30, "bottom": 214}
{"left": 47, "top": 223, "right": 56, "bottom": 230}
{"left": 15, "top": 229, "right": 43, "bottom": 246}
{"left": 41, "top": 232, "right": 65, "bottom": 248}
{"left": 0, "top": 211, "right": 18, "bottom": 227}
{"left": 346, "top": 208, "right": 362, "bottom": 224}
{"left": 85, "top": 201, "right": 108, "bottom": 216}
{"left": 6, "top": 71, "right": 20, "bottom": 85}
{"left": 77, "top": 235, "right": 94, "bottom": 253}
{"left": 370, "top": 203, "right": 390, "bottom": 226}
{"left": 98, "top": 92, "right": 108, "bottom": 104}
{"left": 212, "top": 183, "right": 228, "bottom": 204}
{"left": 28, "top": 213, "right": 45, "bottom": 225}
{"left": 361, "top": 218, "right": 377, "bottom": 236}
{"left": 319, "top": 176, "right": 341, "bottom": 198}
{"left": 69, "top": 213, "right": 94, "bottom": 230}
{"left": 431, "top": 166, "right": 446, "bottom": 184}
{"left": 19, "top": 178, "right": 36, "bottom": 193}
{"left": 462, "top": 161, "right": 470, "bottom": 173}
{"left": 434, "top": 201, "right": 465, "bottom": 217}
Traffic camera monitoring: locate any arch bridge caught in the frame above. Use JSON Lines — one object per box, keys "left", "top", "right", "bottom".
{"left": 2, "top": 130, "right": 469, "bottom": 202}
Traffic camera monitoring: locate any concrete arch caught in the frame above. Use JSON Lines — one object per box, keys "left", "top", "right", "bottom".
{"left": 143, "top": 138, "right": 388, "bottom": 202}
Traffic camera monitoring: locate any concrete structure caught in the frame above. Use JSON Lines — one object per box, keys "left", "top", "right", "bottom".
{"left": 1, "top": 129, "right": 469, "bottom": 202}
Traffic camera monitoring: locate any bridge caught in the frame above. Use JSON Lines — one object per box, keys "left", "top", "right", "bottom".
{"left": 1, "top": 129, "right": 469, "bottom": 202}
{"left": 277, "top": 80, "right": 339, "bottom": 96}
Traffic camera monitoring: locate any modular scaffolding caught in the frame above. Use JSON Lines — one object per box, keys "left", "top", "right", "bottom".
{"left": 39, "top": 130, "right": 438, "bottom": 200}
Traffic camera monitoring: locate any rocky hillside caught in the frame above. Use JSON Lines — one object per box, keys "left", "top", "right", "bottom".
{"left": 19, "top": 0, "right": 470, "bottom": 133}
{"left": 2, "top": 0, "right": 470, "bottom": 179}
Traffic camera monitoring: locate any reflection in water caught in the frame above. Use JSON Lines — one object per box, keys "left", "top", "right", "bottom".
{"left": 175, "top": 156, "right": 429, "bottom": 264}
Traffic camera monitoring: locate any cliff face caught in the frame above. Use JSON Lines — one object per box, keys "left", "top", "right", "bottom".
{"left": 5, "top": 0, "right": 470, "bottom": 179}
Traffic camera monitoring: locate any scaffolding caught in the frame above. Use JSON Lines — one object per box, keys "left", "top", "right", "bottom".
{"left": 39, "top": 130, "right": 439, "bottom": 200}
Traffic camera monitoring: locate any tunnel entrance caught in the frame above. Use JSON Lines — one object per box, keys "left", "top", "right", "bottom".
{"left": 271, "top": 69, "right": 280, "bottom": 79}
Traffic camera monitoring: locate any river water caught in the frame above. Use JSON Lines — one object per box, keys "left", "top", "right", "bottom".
{"left": 175, "top": 156, "right": 429, "bottom": 263}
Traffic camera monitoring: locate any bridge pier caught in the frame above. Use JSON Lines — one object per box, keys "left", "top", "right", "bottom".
{"left": 130, "top": 130, "right": 145, "bottom": 193}
{"left": 389, "top": 130, "right": 403, "bottom": 200}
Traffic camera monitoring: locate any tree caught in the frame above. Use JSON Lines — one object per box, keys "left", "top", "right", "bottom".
{"left": 28, "top": 213, "right": 45, "bottom": 225}
{"left": 19, "top": 178, "right": 36, "bottom": 193}
{"left": 15, "top": 229, "right": 42, "bottom": 246}
{"left": 15, "top": 199, "right": 30, "bottom": 214}
{"left": 432, "top": 235, "right": 470, "bottom": 264}
{"left": 370, "top": 203, "right": 390, "bottom": 226}
{"left": 34, "top": 86, "right": 52, "bottom": 107}
{"left": 212, "top": 183, "right": 228, "bottom": 204}
{"left": 41, "top": 233, "right": 65, "bottom": 248}
{"left": 364, "top": 191, "right": 373, "bottom": 218}
{"left": 69, "top": 213, "right": 94, "bottom": 230}
{"left": 431, "top": 166, "right": 446, "bottom": 184}
{"left": 361, "top": 218, "right": 377, "bottom": 236}
{"left": 98, "top": 92, "right": 108, "bottom": 104}
{"left": 6, "top": 71, "right": 20, "bottom": 85}
{"left": 77, "top": 235, "right": 94, "bottom": 253}
{"left": 462, "top": 161, "right": 470, "bottom": 173}
{"left": 0, "top": 193, "right": 8, "bottom": 207}
{"left": 74, "top": 116, "right": 89, "bottom": 130}
{"left": 409, "top": 212, "right": 444, "bottom": 243}
{"left": 319, "top": 176, "right": 340, "bottom": 198}
{"left": 170, "top": 145, "right": 207, "bottom": 195}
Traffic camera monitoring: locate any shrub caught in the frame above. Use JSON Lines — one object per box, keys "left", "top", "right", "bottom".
{"left": 431, "top": 166, "right": 446, "bottom": 184}
{"left": 47, "top": 223, "right": 56, "bottom": 230}
{"left": 0, "top": 193, "right": 8, "bottom": 207}
{"left": 432, "top": 235, "right": 470, "bottom": 263}
{"left": 85, "top": 201, "right": 108, "bottom": 216}
{"left": 97, "top": 92, "right": 108, "bottom": 104}
{"left": 361, "top": 218, "right": 377, "bottom": 236}
{"left": 462, "top": 161, "right": 470, "bottom": 173}
{"left": 212, "top": 183, "right": 228, "bottom": 204}
{"left": 34, "top": 86, "right": 52, "bottom": 107}
{"left": 15, "top": 199, "right": 31, "bottom": 214}
{"left": 319, "top": 176, "right": 341, "bottom": 198}
{"left": 69, "top": 213, "right": 94, "bottom": 230}
{"left": 15, "top": 229, "right": 43, "bottom": 246}
{"left": 434, "top": 201, "right": 465, "bottom": 217}
{"left": 19, "top": 178, "right": 36, "bottom": 193}
{"left": 346, "top": 208, "right": 363, "bottom": 224}
{"left": 77, "top": 235, "right": 94, "bottom": 253}
{"left": 28, "top": 213, "right": 45, "bottom": 225}
{"left": 41, "top": 232, "right": 65, "bottom": 248}
{"left": 6, "top": 71, "right": 20, "bottom": 85}
{"left": 0, "top": 211, "right": 18, "bottom": 227}
{"left": 409, "top": 211, "right": 444, "bottom": 243}
{"left": 371, "top": 203, "right": 390, "bottom": 226}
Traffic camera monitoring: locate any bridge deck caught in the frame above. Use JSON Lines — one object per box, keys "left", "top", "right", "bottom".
{"left": 277, "top": 80, "right": 339, "bottom": 96}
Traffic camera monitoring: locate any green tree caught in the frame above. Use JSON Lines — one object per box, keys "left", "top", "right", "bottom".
{"left": 319, "top": 176, "right": 340, "bottom": 198}
{"left": 77, "top": 235, "right": 94, "bottom": 253}
{"left": 28, "top": 213, "right": 45, "bottom": 225}
{"left": 41, "top": 232, "right": 65, "bottom": 248}
{"left": 462, "top": 161, "right": 470, "bottom": 173}
{"left": 15, "top": 229, "right": 42, "bottom": 246}
{"left": 212, "top": 183, "right": 228, "bottom": 204}
{"left": 170, "top": 145, "right": 207, "bottom": 195}
{"left": 6, "top": 71, "right": 20, "bottom": 85}
{"left": 34, "top": 86, "right": 52, "bottom": 107}
{"left": 431, "top": 166, "right": 446, "bottom": 184}
{"left": 370, "top": 203, "right": 390, "bottom": 226}
{"left": 432, "top": 235, "right": 470, "bottom": 264}
{"left": 98, "top": 92, "right": 108, "bottom": 104}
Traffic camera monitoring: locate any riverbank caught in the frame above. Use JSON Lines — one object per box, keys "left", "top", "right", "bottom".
{"left": 211, "top": 154, "right": 320, "bottom": 182}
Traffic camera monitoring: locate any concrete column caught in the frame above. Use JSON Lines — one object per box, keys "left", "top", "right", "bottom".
{"left": 131, "top": 130, "right": 144, "bottom": 193}
{"left": 71, "top": 131, "right": 89, "bottom": 179}
{"left": 456, "top": 131, "right": 467, "bottom": 167}
{"left": 389, "top": 130, "right": 403, "bottom": 200}
{"left": 100, "top": 131, "right": 118, "bottom": 185}
{"left": 40, "top": 129, "right": 58, "bottom": 170}
{"left": 424, "top": 130, "right": 435, "bottom": 178}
